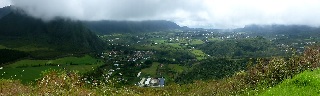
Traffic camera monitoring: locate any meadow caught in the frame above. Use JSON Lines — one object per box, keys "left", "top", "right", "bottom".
{"left": 0, "top": 55, "right": 103, "bottom": 83}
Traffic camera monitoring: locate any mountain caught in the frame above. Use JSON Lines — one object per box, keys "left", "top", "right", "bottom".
{"left": 0, "top": 10, "right": 105, "bottom": 59}
{"left": 235, "top": 24, "right": 320, "bottom": 38}
{"left": 0, "top": 6, "right": 11, "bottom": 19}
{"left": 83, "top": 20, "right": 181, "bottom": 34}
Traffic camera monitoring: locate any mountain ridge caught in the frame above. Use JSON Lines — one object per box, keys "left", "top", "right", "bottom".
{"left": 83, "top": 20, "right": 181, "bottom": 34}
{"left": 0, "top": 10, "right": 105, "bottom": 58}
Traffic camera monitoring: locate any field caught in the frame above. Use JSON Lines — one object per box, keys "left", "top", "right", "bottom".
{"left": 167, "top": 64, "right": 188, "bottom": 73}
{"left": 6, "top": 55, "right": 101, "bottom": 68}
{"left": 191, "top": 49, "right": 207, "bottom": 60}
{"left": 140, "top": 62, "right": 188, "bottom": 77}
{"left": 208, "top": 37, "right": 222, "bottom": 41}
{"left": 141, "top": 62, "right": 160, "bottom": 77}
{"left": 0, "top": 55, "right": 103, "bottom": 83}
{"left": 190, "top": 39, "right": 204, "bottom": 45}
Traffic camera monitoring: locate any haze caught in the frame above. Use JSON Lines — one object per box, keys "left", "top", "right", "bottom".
{"left": 2, "top": 0, "right": 320, "bottom": 28}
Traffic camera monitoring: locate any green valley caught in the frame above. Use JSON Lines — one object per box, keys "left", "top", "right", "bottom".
{"left": 2, "top": 5, "right": 320, "bottom": 96}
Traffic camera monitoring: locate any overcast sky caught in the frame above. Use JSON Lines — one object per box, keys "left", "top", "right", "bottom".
{"left": 2, "top": 0, "right": 320, "bottom": 28}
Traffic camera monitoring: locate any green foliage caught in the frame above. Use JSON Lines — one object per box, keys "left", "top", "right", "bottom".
{"left": 0, "top": 49, "right": 28, "bottom": 65}
{"left": 175, "top": 58, "right": 247, "bottom": 84}
{"left": 143, "top": 60, "right": 153, "bottom": 66}
{"left": 198, "top": 37, "right": 285, "bottom": 58}
{"left": 6, "top": 55, "right": 101, "bottom": 68}
{"left": 0, "top": 55, "right": 102, "bottom": 83}
{"left": 261, "top": 69, "right": 320, "bottom": 96}
{"left": 155, "top": 49, "right": 195, "bottom": 63}
{"left": 1, "top": 45, "right": 320, "bottom": 95}
{"left": 191, "top": 49, "right": 207, "bottom": 60}
{"left": 141, "top": 62, "right": 160, "bottom": 77}
{"left": 167, "top": 64, "right": 188, "bottom": 73}
{"left": 0, "top": 12, "right": 105, "bottom": 59}
{"left": 84, "top": 20, "right": 181, "bottom": 34}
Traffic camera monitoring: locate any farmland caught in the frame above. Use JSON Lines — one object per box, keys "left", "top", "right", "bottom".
{"left": 0, "top": 55, "right": 103, "bottom": 83}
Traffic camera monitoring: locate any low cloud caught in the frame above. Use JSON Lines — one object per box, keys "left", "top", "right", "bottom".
{"left": 9, "top": 0, "right": 320, "bottom": 28}
{"left": 0, "top": 0, "right": 11, "bottom": 8}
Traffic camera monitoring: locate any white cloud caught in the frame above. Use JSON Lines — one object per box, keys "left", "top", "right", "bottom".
{"left": 0, "top": 0, "right": 11, "bottom": 8}
{"left": 8, "top": 0, "right": 320, "bottom": 28}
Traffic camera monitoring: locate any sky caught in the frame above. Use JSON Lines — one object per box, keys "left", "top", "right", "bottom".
{"left": 2, "top": 0, "right": 320, "bottom": 28}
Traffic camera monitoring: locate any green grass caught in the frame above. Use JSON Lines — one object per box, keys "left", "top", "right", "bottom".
{"left": 168, "top": 64, "right": 188, "bottom": 73}
{"left": 6, "top": 55, "right": 101, "bottom": 68}
{"left": 0, "top": 55, "right": 102, "bottom": 83}
{"left": 190, "top": 39, "right": 204, "bottom": 45}
{"left": 208, "top": 38, "right": 222, "bottom": 41}
{"left": 167, "top": 43, "right": 182, "bottom": 48}
{"left": 260, "top": 69, "right": 320, "bottom": 96}
{"left": 154, "top": 40, "right": 167, "bottom": 43}
{"left": 141, "top": 62, "right": 160, "bottom": 77}
{"left": 0, "top": 45, "right": 7, "bottom": 49}
{"left": 191, "top": 49, "right": 207, "bottom": 60}
{"left": 0, "top": 67, "right": 59, "bottom": 83}
{"left": 13, "top": 45, "right": 52, "bottom": 52}
{"left": 0, "top": 64, "right": 100, "bottom": 84}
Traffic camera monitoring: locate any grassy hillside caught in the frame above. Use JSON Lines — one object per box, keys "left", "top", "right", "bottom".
{"left": 261, "top": 69, "right": 320, "bottom": 96}
{"left": 141, "top": 62, "right": 160, "bottom": 77}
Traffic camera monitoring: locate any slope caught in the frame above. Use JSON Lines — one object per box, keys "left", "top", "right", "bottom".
{"left": 0, "top": 11, "right": 105, "bottom": 59}
{"left": 261, "top": 68, "right": 320, "bottom": 96}
{"left": 83, "top": 20, "right": 181, "bottom": 34}
{"left": 0, "top": 6, "right": 11, "bottom": 19}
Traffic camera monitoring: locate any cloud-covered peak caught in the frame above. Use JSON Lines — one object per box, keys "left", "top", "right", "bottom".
{"left": 7, "top": 0, "right": 320, "bottom": 28}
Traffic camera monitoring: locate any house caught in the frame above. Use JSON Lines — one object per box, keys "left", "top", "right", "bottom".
{"left": 145, "top": 78, "right": 151, "bottom": 86}
{"left": 159, "top": 77, "right": 165, "bottom": 87}
{"left": 137, "top": 77, "right": 165, "bottom": 87}
{"left": 150, "top": 78, "right": 159, "bottom": 87}
{"left": 137, "top": 72, "right": 141, "bottom": 77}
{"left": 139, "top": 78, "right": 146, "bottom": 87}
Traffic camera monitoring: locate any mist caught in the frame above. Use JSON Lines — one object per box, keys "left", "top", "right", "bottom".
{"left": 7, "top": 0, "right": 320, "bottom": 28}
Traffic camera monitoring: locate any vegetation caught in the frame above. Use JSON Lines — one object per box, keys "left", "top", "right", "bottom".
{"left": 198, "top": 36, "right": 285, "bottom": 58}
{"left": 141, "top": 62, "right": 160, "bottom": 77}
{"left": 261, "top": 69, "right": 320, "bottom": 96}
{"left": 0, "top": 49, "right": 28, "bottom": 65}
{"left": 1, "top": 46, "right": 320, "bottom": 95}
{"left": 0, "top": 6, "right": 11, "bottom": 18}
{"left": 0, "top": 55, "right": 102, "bottom": 83}
{"left": 84, "top": 20, "right": 181, "bottom": 34}
{"left": 0, "top": 12, "right": 105, "bottom": 59}
{"left": 3, "top": 7, "right": 320, "bottom": 95}
{"left": 175, "top": 58, "right": 247, "bottom": 84}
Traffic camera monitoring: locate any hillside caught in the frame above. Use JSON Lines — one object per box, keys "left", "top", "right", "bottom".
{"left": 83, "top": 20, "right": 181, "bottom": 34}
{"left": 236, "top": 24, "right": 320, "bottom": 38}
{"left": 261, "top": 69, "right": 320, "bottom": 96}
{"left": 0, "top": 6, "right": 11, "bottom": 19}
{"left": 2, "top": 45, "right": 320, "bottom": 95}
{"left": 0, "top": 11, "right": 105, "bottom": 59}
